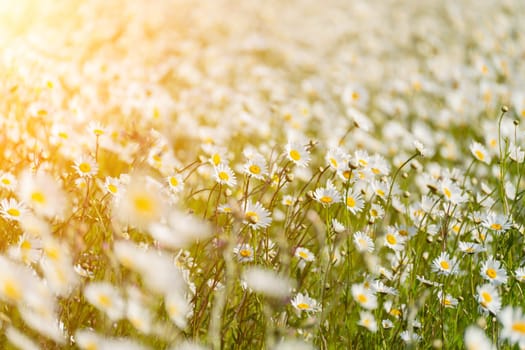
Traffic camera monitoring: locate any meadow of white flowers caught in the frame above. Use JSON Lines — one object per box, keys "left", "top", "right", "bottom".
{"left": 0, "top": 0, "right": 524, "bottom": 348}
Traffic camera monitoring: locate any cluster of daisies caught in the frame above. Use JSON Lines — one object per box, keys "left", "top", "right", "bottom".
{"left": 0, "top": 0, "right": 524, "bottom": 349}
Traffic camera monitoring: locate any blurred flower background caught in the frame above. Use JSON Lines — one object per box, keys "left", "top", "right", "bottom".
{"left": 0, "top": 0, "right": 524, "bottom": 348}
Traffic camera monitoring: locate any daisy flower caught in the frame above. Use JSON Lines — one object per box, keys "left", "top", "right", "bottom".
{"left": 285, "top": 141, "right": 310, "bottom": 167}
{"left": 294, "top": 247, "right": 315, "bottom": 262}
{"left": 88, "top": 121, "right": 106, "bottom": 137}
{"left": 481, "top": 212, "right": 511, "bottom": 233}
{"left": 18, "top": 170, "right": 68, "bottom": 219}
{"left": 369, "top": 154, "right": 390, "bottom": 176}
{"left": 242, "top": 267, "right": 292, "bottom": 299}
{"left": 0, "top": 198, "right": 27, "bottom": 222}
{"left": 470, "top": 142, "right": 491, "bottom": 164}
{"left": 243, "top": 157, "right": 268, "bottom": 180}
{"left": 102, "top": 176, "right": 121, "bottom": 196}
{"left": 368, "top": 203, "right": 384, "bottom": 222}
{"left": 498, "top": 306, "right": 525, "bottom": 347}
{"left": 459, "top": 241, "right": 485, "bottom": 255}
{"left": 353, "top": 150, "right": 370, "bottom": 168}
{"left": 353, "top": 231, "right": 375, "bottom": 253}
{"left": 382, "top": 319, "right": 394, "bottom": 329}
{"left": 0, "top": 172, "right": 17, "bottom": 191}
{"left": 345, "top": 188, "right": 364, "bottom": 214}
{"left": 313, "top": 180, "right": 341, "bottom": 206}
{"left": 291, "top": 293, "right": 320, "bottom": 313}
{"left": 384, "top": 227, "right": 407, "bottom": 252}
{"left": 371, "top": 180, "right": 389, "bottom": 199}
{"left": 166, "top": 173, "right": 184, "bottom": 193}
{"left": 214, "top": 164, "right": 237, "bottom": 187}
{"left": 515, "top": 267, "right": 525, "bottom": 283}
{"left": 351, "top": 283, "right": 377, "bottom": 310}
{"left": 440, "top": 178, "right": 466, "bottom": 205}
{"left": 325, "top": 147, "right": 348, "bottom": 171}
{"left": 509, "top": 143, "right": 525, "bottom": 163}
{"left": 73, "top": 156, "right": 99, "bottom": 177}
{"left": 233, "top": 243, "right": 255, "bottom": 263}
{"left": 243, "top": 201, "right": 272, "bottom": 230}
{"left": 464, "top": 326, "right": 495, "bottom": 350}
{"left": 8, "top": 233, "right": 42, "bottom": 265}
{"left": 358, "top": 311, "right": 377, "bottom": 333}
{"left": 400, "top": 330, "right": 422, "bottom": 344}
{"left": 84, "top": 283, "right": 125, "bottom": 321}
{"left": 431, "top": 252, "right": 459, "bottom": 276}
{"left": 437, "top": 290, "right": 458, "bottom": 308}
{"left": 480, "top": 257, "right": 507, "bottom": 285}
{"left": 476, "top": 283, "right": 501, "bottom": 314}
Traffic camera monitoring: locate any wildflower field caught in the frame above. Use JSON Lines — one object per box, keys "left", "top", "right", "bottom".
{"left": 1, "top": 0, "right": 525, "bottom": 349}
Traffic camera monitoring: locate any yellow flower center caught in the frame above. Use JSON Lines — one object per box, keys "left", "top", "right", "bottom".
{"left": 249, "top": 164, "right": 261, "bottom": 175}
{"left": 239, "top": 249, "right": 252, "bottom": 257}
{"left": 399, "top": 229, "right": 408, "bottom": 236}
{"left": 212, "top": 154, "right": 221, "bottom": 166}
{"left": 107, "top": 184, "right": 118, "bottom": 194}
{"left": 7, "top": 208, "right": 20, "bottom": 217}
{"left": 169, "top": 177, "right": 179, "bottom": 187}
{"left": 289, "top": 150, "right": 301, "bottom": 161}
{"left": 347, "top": 197, "right": 355, "bottom": 207}
{"left": 298, "top": 251, "right": 309, "bottom": 259}
{"left": 376, "top": 189, "right": 385, "bottom": 197}
{"left": 297, "top": 302, "right": 310, "bottom": 310}
{"left": 329, "top": 157, "right": 338, "bottom": 168}
{"left": 3, "top": 279, "right": 21, "bottom": 302}
{"left": 93, "top": 128, "right": 104, "bottom": 136}
{"left": 218, "top": 171, "right": 229, "bottom": 181}
{"left": 443, "top": 187, "right": 452, "bottom": 199}
{"left": 352, "top": 91, "right": 360, "bottom": 100}
{"left": 474, "top": 150, "right": 485, "bottom": 161}
{"left": 20, "top": 240, "right": 31, "bottom": 251}
{"left": 486, "top": 268, "right": 497, "bottom": 279}
{"left": 79, "top": 162, "right": 92, "bottom": 173}
{"left": 1, "top": 178, "right": 11, "bottom": 185}
{"left": 31, "top": 191, "right": 46, "bottom": 204}
{"left": 245, "top": 211, "right": 259, "bottom": 223}
{"left": 481, "top": 292, "right": 492, "bottom": 303}
{"left": 512, "top": 321, "right": 525, "bottom": 334}
{"left": 440, "top": 260, "right": 450, "bottom": 270}
{"left": 97, "top": 294, "right": 112, "bottom": 308}
{"left": 386, "top": 234, "right": 397, "bottom": 245}
{"left": 390, "top": 309, "right": 401, "bottom": 317}
{"left": 320, "top": 196, "right": 333, "bottom": 204}
{"left": 490, "top": 223, "right": 502, "bottom": 230}
{"left": 357, "top": 294, "right": 368, "bottom": 303}
{"left": 134, "top": 196, "right": 154, "bottom": 215}
{"left": 359, "top": 159, "right": 368, "bottom": 166}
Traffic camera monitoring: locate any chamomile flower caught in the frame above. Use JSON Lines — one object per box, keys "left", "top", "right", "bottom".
{"left": 459, "top": 241, "right": 485, "bottom": 254}
{"left": 345, "top": 188, "right": 364, "bottom": 214}
{"left": 368, "top": 203, "right": 384, "bottom": 222}
{"left": 353, "top": 231, "right": 375, "bottom": 253}
{"left": 313, "top": 180, "right": 341, "bottom": 206}
{"left": 233, "top": 243, "right": 254, "bottom": 263}
{"left": 18, "top": 170, "right": 68, "bottom": 219}
{"left": 325, "top": 147, "right": 348, "bottom": 171}
{"left": 214, "top": 164, "right": 237, "bottom": 187}
{"left": 432, "top": 252, "right": 459, "bottom": 276}
{"left": 481, "top": 212, "right": 511, "bottom": 233}
{"left": 352, "top": 283, "right": 378, "bottom": 310}
{"left": 382, "top": 319, "right": 394, "bottom": 329}
{"left": 470, "top": 142, "right": 491, "bottom": 164}
{"left": 8, "top": 233, "right": 42, "bottom": 265}
{"left": 88, "top": 121, "right": 106, "bottom": 137}
{"left": 358, "top": 311, "right": 377, "bottom": 333}
{"left": 285, "top": 141, "right": 310, "bottom": 167}
{"left": 480, "top": 257, "right": 507, "bottom": 285}
{"left": 166, "top": 173, "right": 184, "bottom": 193}
{"left": 0, "top": 198, "right": 27, "bottom": 221}
{"left": 84, "top": 282, "right": 125, "bottom": 321}
{"left": 73, "top": 156, "right": 99, "bottom": 177}
{"left": 0, "top": 172, "right": 17, "bottom": 191}
{"left": 476, "top": 283, "right": 501, "bottom": 314}
{"left": 498, "top": 306, "right": 525, "bottom": 346}
{"left": 384, "top": 227, "right": 407, "bottom": 252}
{"left": 294, "top": 247, "right": 315, "bottom": 262}
{"left": 291, "top": 293, "right": 320, "bottom": 313}
{"left": 464, "top": 326, "right": 495, "bottom": 350}
{"left": 243, "top": 201, "right": 272, "bottom": 230}
{"left": 242, "top": 155, "right": 268, "bottom": 180}
{"left": 515, "top": 267, "right": 525, "bottom": 282}
{"left": 437, "top": 290, "right": 458, "bottom": 308}
{"left": 103, "top": 176, "right": 121, "bottom": 196}
{"left": 440, "top": 178, "right": 466, "bottom": 205}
